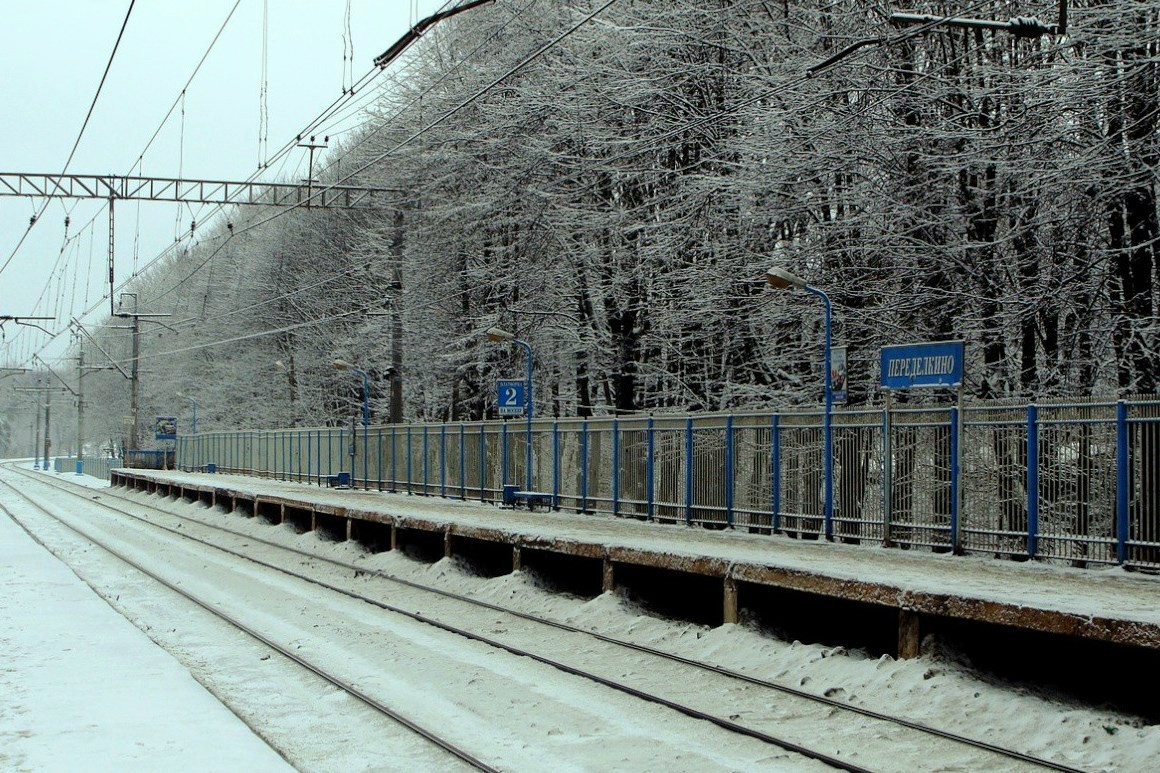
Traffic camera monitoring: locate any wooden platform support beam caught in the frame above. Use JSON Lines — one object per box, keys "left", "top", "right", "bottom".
{"left": 898, "top": 608, "right": 921, "bottom": 659}
{"left": 723, "top": 576, "right": 739, "bottom": 625}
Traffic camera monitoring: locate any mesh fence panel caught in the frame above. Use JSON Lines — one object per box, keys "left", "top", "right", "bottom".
{"left": 1035, "top": 404, "right": 1118, "bottom": 565}
{"left": 176, "top": 398, "right": 1159, "bottom": 569}
{"left": 961, "top": 406, "right": 1029, "bottom": 556}
{"left": 1129, "top": 403, "right": 1160, "bottom": 569}
{"left": 886, "top": 408, "right": 953, "bottom": 550}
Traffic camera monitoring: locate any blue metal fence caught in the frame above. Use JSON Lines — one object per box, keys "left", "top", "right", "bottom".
{"left": 175, "top": 397, "right": 1160, "bottom": 570}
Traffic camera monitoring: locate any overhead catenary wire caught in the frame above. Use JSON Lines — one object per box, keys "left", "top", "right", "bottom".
{"left": 21, "top": 0, "right": 1093, "bottom": 371}
{"left": 0, "top": 0, "right": 136, "bottom": 278}
{"left": 88, "top": 0, "right": 501, "bottom": 314}
{"left": 3, "top": 0, "right": 242, "bottom": 347}
{"left": 154, "top": 0, "right": 622, "bottom": 262}
{"left": 20, "top": 5, "right": 404, "bottom": 349}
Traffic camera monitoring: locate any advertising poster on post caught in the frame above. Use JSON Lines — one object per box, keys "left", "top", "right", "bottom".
{"left": 154, "top": 416, "right": 177, "bottom": 441}
{"left": 831, "top": 345, "right": 848, "bottom": 404}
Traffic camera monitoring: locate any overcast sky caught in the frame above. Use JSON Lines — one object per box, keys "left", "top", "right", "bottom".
{"left": 0, "top": 0, "right": 455, "bottom": 365}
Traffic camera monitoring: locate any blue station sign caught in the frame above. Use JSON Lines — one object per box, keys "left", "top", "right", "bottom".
{"left": 496, "top": 379, "right": 526, "bottom": 417}
{"left": 880, "top": 341, "right": 964, "bottom": 390}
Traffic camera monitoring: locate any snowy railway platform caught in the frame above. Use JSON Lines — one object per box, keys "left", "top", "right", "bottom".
{"left": 0, "top": 484, "right": 292, "bottom": 771}
{"left": 112, "top": 468, "right": 1160, "bottom": 692}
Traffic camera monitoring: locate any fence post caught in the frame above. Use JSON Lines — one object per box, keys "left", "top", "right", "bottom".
{"left": 422, "top": 425, "right": 430, "bottom": 495}
{"left": 580, "top": 419, "right": 589, "bottom": 513}
{"left": 612, "top": 418, "right": 621, "bottom": 516}
{"left": 406, "top": 425, "right": 414, "bottom": 494}
{"left": 771, "top": 414, "right": 781, "bottom": 532}
{"left": 501, "top": 421, "right": 509, "bottom": 489}
{"left": 479, "top": 424, "right": 486, "bottom": 501}
{"left": 459, "top": 424, "right": 466, "bottom": 501}
{"left": 362, "top": 424, "right": 369, "bottom": 490}
{"left": 1116, "top": 400, "right": 1129, "bottom": 565}
{"left": 391, "top": 425, "right": 398, "bottom": 493}
{"left": 724, "top": 415, "right": 734, "bottom": 528}
{"left": 1027, "top": 403, "right": 1039, "bottom": 559}
{"left": 949, "top": 406, "right": 960, "bottom": 553}
{"left": 646, "top": 417, "right": 655, "bottom": 520}
{"left": 883, "top": 391, "right": 893, "bottom": 547}
{"left": 552, "top": 420, "right": 560, "bottom": 510}
{"left": 684, "top": 417, "right": 694, "bottom": 525}
{"left": 439, "top": 424, "right": 446, "bottom": 498}
{"left": 378, "top": 428, "right": 384, "bottom": 491}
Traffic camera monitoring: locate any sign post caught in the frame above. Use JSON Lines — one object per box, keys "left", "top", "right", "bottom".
{"left": 879, "top": 341, "right": 965, "bottom": 552}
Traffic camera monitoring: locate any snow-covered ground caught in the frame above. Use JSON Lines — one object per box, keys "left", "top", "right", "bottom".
{"left": 3, "top": 463, "right": 1158, "bottom": 771}
{"left": 0, "top": 478, "right": 293, "bottom": 771}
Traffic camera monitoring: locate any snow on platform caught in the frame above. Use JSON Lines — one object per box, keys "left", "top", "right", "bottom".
{"left": 117, "top": 469, "right": 1160, "bottom": 654}
{"left": 0, "top": 503, "right": 293, "bottom": 772}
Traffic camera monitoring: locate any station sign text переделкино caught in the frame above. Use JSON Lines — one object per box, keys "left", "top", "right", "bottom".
{"left": 880, "top": 341, "right": 964, "bottom": 390}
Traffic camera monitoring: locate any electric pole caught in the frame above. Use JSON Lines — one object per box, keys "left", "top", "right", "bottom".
{"left": 14, "top": 383, "right": 71, "bottom": 469}
{"left": 113, "top": 293, "right": 171, "bottom": 456}
{"left": 390, "top": 207, "right": 404, "bottom": 424}
{"left": 43, "top": 394, "right": 51, "bottom": 468}
{"left": 33, "top": 388, "right": 41, "bottom": 469}
{"left": 76, "top": 348, "right": 85, "bottom": 457}
{"left": 297, "top": 135, "right": 329, "bottom": 207}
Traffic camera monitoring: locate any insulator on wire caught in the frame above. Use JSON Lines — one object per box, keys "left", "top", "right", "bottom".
{"left": 1008, "top": 16, "right": 1051, "bottom": 37}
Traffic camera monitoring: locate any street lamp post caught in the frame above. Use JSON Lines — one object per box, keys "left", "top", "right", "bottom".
{"left": 334, "top": 359, "right": 371, "bottom": 488}
{"left": 176, "top": 392, "right": 199, "bottom": 434}
{"left": 486, "top": 326, "right": 534, "bottom": 492}
{"left": 767, "top": 267, "right": 834, "bottom": 540}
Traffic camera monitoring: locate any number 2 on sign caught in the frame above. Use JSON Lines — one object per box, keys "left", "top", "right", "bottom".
{"left": 502, "top": 386, "right": 519, "bottom": 406}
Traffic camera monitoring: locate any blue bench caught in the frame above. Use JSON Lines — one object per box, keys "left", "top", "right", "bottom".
{"left": 326, "top": 471, "right": 352, "bottom": 489}
{"left": 502, "top": 485, "right": 554, "bottom": 511}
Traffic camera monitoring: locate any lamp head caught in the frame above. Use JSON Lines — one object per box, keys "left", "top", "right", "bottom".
{"left": 486, "top": 326, "right": 514, "bottom": 342}
{"left": 766, "top": 267, "right": 807, "bottom": 290}
{"left": 333, "top": 358, "right": 353, "bottom": 371}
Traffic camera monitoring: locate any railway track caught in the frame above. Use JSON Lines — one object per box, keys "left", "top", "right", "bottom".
{"left": 0, "top": 470, "right": 497, "bottom": 772}
{"left": 4, "top": 464, "right": 1090, "bottom": 772}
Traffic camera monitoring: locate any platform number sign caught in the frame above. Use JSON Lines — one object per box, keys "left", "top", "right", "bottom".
{"left": 497, "top": 379, "right": 526, "bottom": 417}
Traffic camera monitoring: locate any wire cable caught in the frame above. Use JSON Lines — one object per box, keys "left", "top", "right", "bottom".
{"left": 0, "top": 0, "right": 136, "bottom": 278}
